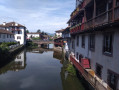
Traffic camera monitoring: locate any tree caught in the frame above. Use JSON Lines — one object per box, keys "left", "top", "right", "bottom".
{"left": 37, "top": 29, "right": 41, "bottom": 33}
{"left": 26, "top": 30, "right": 29, "bottom": 33}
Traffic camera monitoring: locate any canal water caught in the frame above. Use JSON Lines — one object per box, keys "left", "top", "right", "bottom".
{"left": 0, "top": 44, "right": 92, "bottom": 90}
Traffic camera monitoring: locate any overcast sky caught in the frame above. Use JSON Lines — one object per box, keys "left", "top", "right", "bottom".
{"left": 0, "top": 0, "right": 75, "bottom": 33}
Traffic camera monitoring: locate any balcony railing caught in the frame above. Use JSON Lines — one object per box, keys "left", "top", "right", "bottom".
{"left": 114, "top": 6, "right": 119, "bottom": 20}
{"left": 70, "top": 55, "right": 112, "bottom": 90}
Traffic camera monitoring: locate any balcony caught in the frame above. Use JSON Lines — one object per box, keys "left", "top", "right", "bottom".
{"left": 114, "top": 6, "right": 119, "bottom": 21}
{"left": 70, "top": 6, "right": 119, "bottom": 34}
{"left": 70, "top": 23, "right": 85, "bottom": 34}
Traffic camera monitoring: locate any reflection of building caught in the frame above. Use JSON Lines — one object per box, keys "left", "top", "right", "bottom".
{"left": 53, "top": 51, "right": 64, "bottom": 64}
{"left": 0, "top": 50, "right": 26, "bottom": 74}
{"left": 12, "top": 50, "right": 26, "bottom": 70}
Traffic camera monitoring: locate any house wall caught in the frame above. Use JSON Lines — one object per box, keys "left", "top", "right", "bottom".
{"left": 27, "top": 34, "right": 40, "bottom": 38}
{"left": 56, "top": 32, "right": 62, "bottom": 38}
{"left": 0, "top": 34, "right": 15, "bottom": 43}
{"left": 8, "top": 27, "right": 26, "bottom": 45}
{"left": 70, "top": 29, "right": 119, "bottom": 89}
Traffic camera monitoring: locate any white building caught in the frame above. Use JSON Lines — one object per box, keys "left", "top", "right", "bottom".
{"left": 55, "top": 29, "right": 64, "bottom": 38}
{"left": 0, "top": 29, "right": 15, "bottom": 43}
{"left": 0, "top": 22, "right": 26, "bottom": 45}
{"left": 27, "top": 33, "right": 41, "bottom": 39}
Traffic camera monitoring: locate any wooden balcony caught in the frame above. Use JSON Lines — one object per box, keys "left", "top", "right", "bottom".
{"left": 114, "top": 6, "right": 119, "bottom": 21}
{"left": 70, "top": 6, "right": 119, "bottom": 34}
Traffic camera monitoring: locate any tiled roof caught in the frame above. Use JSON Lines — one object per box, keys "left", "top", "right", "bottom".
{"left": 55, "top": 29, "right": 65, "bottom": 33}
{"left": 27, "top": 32, "right": 41, "bottom": 34}
{"left": 0, "top": 22, "right": 25, "bottom": 27}
{"left": 0, "top": 29, "right": 14, "bottom": 35}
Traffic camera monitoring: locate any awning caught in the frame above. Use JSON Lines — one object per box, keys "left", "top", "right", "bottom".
{"left": 81, "top": 58, "right": 90, "bottom": 69}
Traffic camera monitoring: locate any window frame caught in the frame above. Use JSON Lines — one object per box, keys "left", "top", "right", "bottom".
{"left": 82, "top": 35, "right": 85, "bottom": 48}
{"left": 107, "top": 69, "right": 119, "bottom": 90}
{"left": 89, "top": 34, "right": 95, "bottom": 51}
{"left": 96, "top": 63, "right": 103, "bottom": 79}
{"left": 103, "top": 33, "right": 113, "bottom": 56}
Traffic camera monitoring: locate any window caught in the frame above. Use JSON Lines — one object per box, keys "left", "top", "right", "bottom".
{"left": 17, "top": 36, "right": 21, "bottom": 39}
{"left": 96, "top": 63, "right": 103, "bottom": 78}
{"left": 77, "top": 36, "right": 79, "bottom": 46}
{"left": 17, "top": 55, "right": 21, "bottom": 59}
{"left": 107, "top": 70, "right": 118, "bottom": 90}
{"left": 18, "top": 31, "right": 21, "bottom": 34}
{"left": 82, "top": 35, "right": 85, "bottom": 48}
{"left": 79, "top": 54, "right": 83, "bottom": 62}
{"left": 76, "top": 52, "right": 78, "bottom": 60}
{"left": 116, "top": 0, "right": 119, "bottom": 6}
{"left": 72, "top": 41, "right": 75, "bottom": 49}
{"left": 3, "top": 34, "right": 5, "bottom": 39}
{"left": 103, "top": 33, "right": 113, "bottom": 54}
{"left": 89, "top": 34, "right": 95, "bottom": 51}
{"left": 7, "top": 34, "right": 9, "bottom": 38}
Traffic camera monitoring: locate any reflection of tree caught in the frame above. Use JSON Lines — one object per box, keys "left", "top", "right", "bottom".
{"left": 53, "top": 51, "right": 64, "bottom": 64}
{"left": 0, "top": 50, "right": 26, "bottom": 75}
{"left": 60, "top": 59, "right": 85, "bottom": 90}
{"left": 53, "top": 50, "right": 86, "bottom": 90}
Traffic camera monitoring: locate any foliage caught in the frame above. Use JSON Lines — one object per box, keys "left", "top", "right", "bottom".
{"left": 26, "top": 41, "right": 38, "bottom": 48}
{"left": 0, "top": 42, "right": 17, "bottom": 46}
{"left": 32, "top": 37, "right": 41, "bottom": 40}
{"left": 66, "top": 64, "right": 76, "bottom": 76}
{"left": 26, "top": 30, "right": 29, "bottom": 33}
{"left": 37, "top": 29, "right": 41, "bottom": 33}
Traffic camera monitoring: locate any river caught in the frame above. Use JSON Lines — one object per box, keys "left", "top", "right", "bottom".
{"left": 0, "top": 44, "right": 93, "bottom": 90}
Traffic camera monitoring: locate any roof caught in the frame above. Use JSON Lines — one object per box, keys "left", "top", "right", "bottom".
{"left": 55, "top": 29, "right": 65, "bottom": 33}
{"left": 27, "top": 32, "right": 41, "bottom": 34}
{"left": 0, "top": 22, "right": 25, "bottom": 27}
{"left": 62, "top": 27, "right": 70, "bottom": 33}
{"left": 0, "top": 29, "right": 14, "bottom": 35}
{"left": 42, "top": 35, "right": 49, "bottom": 38}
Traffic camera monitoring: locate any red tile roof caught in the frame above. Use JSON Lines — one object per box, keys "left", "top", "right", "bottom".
{"left": 55, "top": 29, "right": 65, "bottom": 33}
{"left": 0, "top": 29, "right": 14, "bottom": 35}
{"left": 27, "top": 32, "right": 41, "bottom": 34}
{"left": 0, "top": 22, "right": 25, "bottom": 27}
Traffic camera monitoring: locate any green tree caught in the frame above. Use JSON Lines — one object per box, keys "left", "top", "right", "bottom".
{"left": 37, "top": 29, "right": 41, "bottom": 33}
{"left": 26, "top": 30, "right": 29, "bottom": 33}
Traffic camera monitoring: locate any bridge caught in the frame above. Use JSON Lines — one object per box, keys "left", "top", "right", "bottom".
{"left": 32, "top": 40, "right": 54, "bottom": 45}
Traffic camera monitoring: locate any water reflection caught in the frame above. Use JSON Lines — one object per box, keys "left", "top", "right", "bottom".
{"left": 0, "top": 50, "right": 26, "bottom": 75}
{"left": 53, "top": 51, "right": 85, "bottom": 90}
{"left": 0, "top": 44, "right": 88, "bottom": 90}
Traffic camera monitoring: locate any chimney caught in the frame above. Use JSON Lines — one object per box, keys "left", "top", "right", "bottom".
{"left": 3, "top": 22, "right": 6, "bottom": 26}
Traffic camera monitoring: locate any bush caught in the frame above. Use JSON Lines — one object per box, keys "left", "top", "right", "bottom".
{"left": 66, "top": 64, "right": 76, "bottom": 76}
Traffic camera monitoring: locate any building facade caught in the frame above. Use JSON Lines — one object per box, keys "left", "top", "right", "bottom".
{"left": 0, "top": 29, "right": 15, "bottom": 43}
{"left": 0, "top": 22, "right": 26, "bottom": 45}
{"left": 55, "top": 29, "right": 64, "bottom": 38}
{"left": 27, "top": 33, "right": 41, "bottom": 39}
{"left": 65, "top": 0, "right": 119, "bottom": 90}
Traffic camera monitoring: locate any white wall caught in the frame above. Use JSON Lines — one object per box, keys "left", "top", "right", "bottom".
{"left": 70, "top": 29, "right": 119, "bottom": 89}
{"left": 0, "top": 34, "right": 15, "bottom": 43}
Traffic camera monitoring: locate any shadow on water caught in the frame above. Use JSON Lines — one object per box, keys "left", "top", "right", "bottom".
{"left": 53, "top": 50, "right": 94, "bottom": 90}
